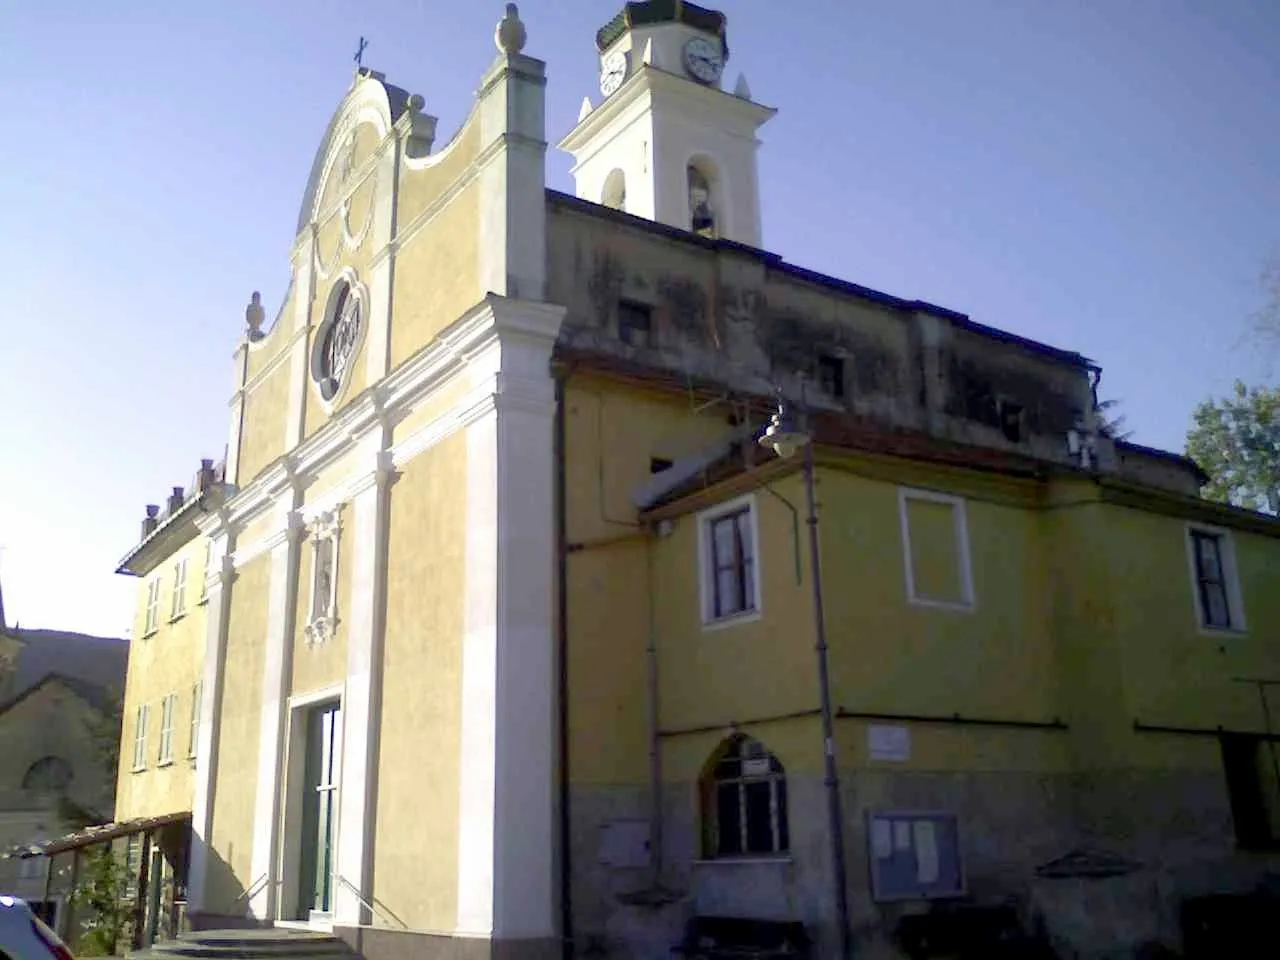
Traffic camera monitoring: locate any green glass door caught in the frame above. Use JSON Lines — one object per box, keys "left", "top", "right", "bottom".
{"left": 299, "top": 702, "right": 341, "bottom": 916}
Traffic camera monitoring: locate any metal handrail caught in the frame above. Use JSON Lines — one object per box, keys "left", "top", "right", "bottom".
{"left": 336, "top": 874, "right": 407, "bottom": 929}
{"left": 232, "top": 873, "right": 276, "bottom": 907}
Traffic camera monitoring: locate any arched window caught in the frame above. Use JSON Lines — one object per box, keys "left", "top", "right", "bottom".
{"left": 602, "top": 168, "right": 627, "bottom": 212}
{"left": 687, "top": 159, "right": 718, "bottom": 238}
{"left": 22, "top": 756, "right": 72, "bottom": 794}
{"left": 702, "top": 735, "right": 788, "bottom": 858}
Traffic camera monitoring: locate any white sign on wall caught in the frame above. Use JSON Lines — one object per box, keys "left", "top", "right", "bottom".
{"left": 868, "top": 724, "right": 911, "bottom": 762}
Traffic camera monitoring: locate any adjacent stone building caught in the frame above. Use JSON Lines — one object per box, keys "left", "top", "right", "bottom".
{"left": 0, "top": 593, "right": 128, "bottom": 931}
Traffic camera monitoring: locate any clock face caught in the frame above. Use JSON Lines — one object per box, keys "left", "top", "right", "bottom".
{"left": 600, "top": 50, "right": 628, "bottom": 97}
{"left": 683, "top": 36, "right": 724, "bottom": 84}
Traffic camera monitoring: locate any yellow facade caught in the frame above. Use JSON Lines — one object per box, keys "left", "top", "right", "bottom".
{"left": 205, "top": 555, "right": 268, "bottom": 912}
{"left": 373, "top": 434, "right": 468, "bottom": 930}
{"left": 115, "top": 534, "right": 209, "bottom": 823}
{"left": 111, "top": 7, "right": 1280, "bottom": 957}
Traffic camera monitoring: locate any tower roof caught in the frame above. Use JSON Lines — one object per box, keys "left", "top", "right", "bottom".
{"left": 596, "top": 1, "right": 728, "bottom": 53}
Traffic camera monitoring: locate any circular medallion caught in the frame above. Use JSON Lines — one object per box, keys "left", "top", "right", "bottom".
{"left": 311, "top": 280, "right": 363, "bottom": 403}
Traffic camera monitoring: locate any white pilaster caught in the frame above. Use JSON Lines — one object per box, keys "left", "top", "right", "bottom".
{"left": 477, "top": 53, "right": 549, "bottom": 303}
{"left": 332, "top": 448, "right": 394, "bottom": 926}
{"left": 364, "top": 132, "right": 399, "bottom": 386}
{"left": 247, "top": 508, "right": 304, "bottom": 921}
{"left": 285, "top": 234, "right": 317, "bottom": 450}
{"left": 455, "top": 298, "right": 565, "bottom": 940}
{"left": 188, "top": 529, "right": 234, "bottom": 916}
{"left": 226, "top": 344, "right": 249, "bottom": 487}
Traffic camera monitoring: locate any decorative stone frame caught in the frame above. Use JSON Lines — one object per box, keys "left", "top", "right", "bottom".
{"left": 304, "top": 508, "right": 342, "bottom": 645}
{"left": 310, "top": 269, "right": 369, "bottom": 413}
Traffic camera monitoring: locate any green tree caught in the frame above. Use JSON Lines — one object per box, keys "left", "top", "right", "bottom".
{"left": 1248, "top": 259, "right": 1280, "bottom": 360}
{"left": 69, "top": 845, "right": 133, "bottom": 956}
{"left": 1185, "top": 380, "right": 1280, "bottom": 514}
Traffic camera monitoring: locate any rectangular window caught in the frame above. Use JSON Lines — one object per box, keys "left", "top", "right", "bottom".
{"left": 1188, "top": 527, "right": 1243, "bottom": 631}
{"left": 1221, "top": 735, "right": 1280, "bottom": 849}
{"left": 188, "top": 682, "right": 201, "bottom": 758}
{"left": 898, "top": 488, "right": 974, "bottom": 610}
{"left": 132, "top": 704, "right": 150, "bottom": 771}
{"left": 144, "top": 578, "right": 161, "bottom": 635}
{"left": 199, "top": 540, "right": 212, "bottom": 604}
{"left": 618, "top": 300, "right": 654, "bottom": 349}
{"left": 817, "top": 354, "right": 846, "bottom": 399}
{"left": 158, "top": 694, "right": 176, "bottom": 764}
{"left": 699, "top": 497, "right": 760, "bottom": 624}
{"left": 170, "top": 558, "right": 188, "bottom": 620}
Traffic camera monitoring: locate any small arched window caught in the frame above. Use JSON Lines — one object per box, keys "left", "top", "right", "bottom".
{"left": 23, "top": 756, "right": 72, "bottom": 795}
{"left": 687, "top": 160, "right": 717, "bottom": 238}
{"left": 602, "top": 168, "right": 627, "bottom": 212}
{"left": 702, "top": 735, "right": 788, "bottom": 858}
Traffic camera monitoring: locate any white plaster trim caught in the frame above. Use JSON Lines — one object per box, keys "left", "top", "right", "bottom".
{"left": 897, "top": 487, "right": 976, "bottom": 611}
{"left": 278, "top": 689, "right": 345, "bottom": 924}
{"left": 698, "top": 493, "right": 764, "bottom": 629}
{"left": 1184, "top": 521, "right": 1248, "bottom": 636}
{"left": 240, "top": 327, "right": 310, "bottom": 394}
{"left": 456, "top": 415, "right": 499, "bottom": 937}
{"left": 223, "top": 296, "right": 566, "bottom": 533}
{"left": 188, "top": 533, "right": 233, "bottom": 915}
{"left": 310, "top": 269, "right": 371, "bottom": 416}
{"left": 333, "top": 475, "right": 390, "bottom": 926}
{"left": 454, "top": 308, "right": 562, "bottom": 939}
{"left": 307, "top": 86, "right": 393, "bottom": 232}
{"left": 248, "top": 525, "right": 303, "bottom": 921}
{"left": 288, "top": 683, "right": 347, "bottom": 710}
{"left": 303, "top": 508, "right": 342, "bottom": 646}
{"left": 387, "top": 162, "right": 483, "bottom": 260}
{"left": 402, "top": 101, "right": 480, "bottom": 173}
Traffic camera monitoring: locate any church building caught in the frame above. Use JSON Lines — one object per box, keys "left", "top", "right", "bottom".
{"left": 107, "top": 3, "right": 1280, "bottom": 958}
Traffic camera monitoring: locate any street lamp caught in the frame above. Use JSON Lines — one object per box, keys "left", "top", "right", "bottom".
{"left": 759, "top": 393, "right": 853, "bottom": 960}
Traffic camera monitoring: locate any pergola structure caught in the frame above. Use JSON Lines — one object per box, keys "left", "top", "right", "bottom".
{"left": 3, "top": 811, "right": 191, "bottom": 948}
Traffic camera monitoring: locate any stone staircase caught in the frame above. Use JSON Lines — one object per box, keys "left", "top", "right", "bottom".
{"left": 127, "top": 929, "right": 356, "bottom": 960}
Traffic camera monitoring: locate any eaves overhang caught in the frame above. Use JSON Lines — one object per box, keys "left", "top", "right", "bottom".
{"left": 115, "top": 485, "right": 232, "bottom": 578}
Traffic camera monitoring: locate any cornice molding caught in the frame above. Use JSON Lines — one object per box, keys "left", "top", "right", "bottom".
{"left": 222, "top": 294, "right": 567, "bottom": 539}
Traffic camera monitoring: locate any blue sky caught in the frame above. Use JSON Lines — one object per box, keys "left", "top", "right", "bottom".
{"left": 1, "top": 0, "right": 1277, "bottom": 637}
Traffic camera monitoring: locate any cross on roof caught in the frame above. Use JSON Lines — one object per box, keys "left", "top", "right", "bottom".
{"left": 354, "top": 36, "right": 369, "bottom": 70}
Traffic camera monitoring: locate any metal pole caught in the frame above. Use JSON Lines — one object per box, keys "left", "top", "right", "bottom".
{"left": 803, "top": 440, "right": 853, "bottom": 958}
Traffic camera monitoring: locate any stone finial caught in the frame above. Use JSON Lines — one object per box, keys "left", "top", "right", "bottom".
{"left": 407, "top": 93, "right": 426, "bottom": 114}
{"left": 578, "top": 96, "right": 594, "bottom": 122}
{"left": 495, "top": 3, "right": 526, "bottom": 55}
{"left": 734, "top": 73, "right": 752, "bottom": 99}
{"left": 245, "top": 290, "right": 265, "bottom": 339}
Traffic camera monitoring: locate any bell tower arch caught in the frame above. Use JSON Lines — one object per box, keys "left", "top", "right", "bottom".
{"left": 558, "top": 1, "right": 775, "bottom": 247}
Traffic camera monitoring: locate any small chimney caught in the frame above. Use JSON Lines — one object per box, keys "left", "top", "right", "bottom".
{"left": 195, "top": 458, "right": 215, "bottom": 493}
{"left": 168, "top": 487, "right": 185, "bottom": 513}
{"left": 142, "top": 504, "right": 160, "bottom": 539}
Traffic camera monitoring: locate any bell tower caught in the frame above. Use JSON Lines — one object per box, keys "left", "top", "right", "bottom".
{"left": 558, "top": 1, "right": 775, "bottom": 247}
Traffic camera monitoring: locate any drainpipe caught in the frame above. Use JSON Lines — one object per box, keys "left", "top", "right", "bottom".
{"left": 554, "top": 371, "right": 573, "bottom": 958}
{"left": 645, "top": 534, "right": 664, "bottom": 888}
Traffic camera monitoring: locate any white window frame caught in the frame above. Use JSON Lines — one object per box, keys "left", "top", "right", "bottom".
{"left": 304, "top": 508, "right": 342, "bottom": 645}
{"left": 698, "top": 493, "right": 763, "bottom": 629}
{"left": 157, "top": 694, "right": 176, "bottom": 765}
{"left": 897, "top": 487, "right": 975, "bottom": 611}
{"left": 143, "top": 578, "right": 161, "bottom": 636}
{"left": 1185, "top": 522, "right": 1247, "bottom": 635}
{"left": 131, "top": 704, "right": 150, "bottom": 772}
{"left": 188, "top": 681, "right": 202, "bottom": 759}
{"left": 198, "top": 539, "right": 212, "bottom": 605}
{"left": 170, "top": 558, "right": 188, "bottom": 621}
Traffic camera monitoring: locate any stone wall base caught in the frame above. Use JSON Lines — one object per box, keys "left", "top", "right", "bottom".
{"left": 335, "top": 925, "right": 560, "bottom": 960}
